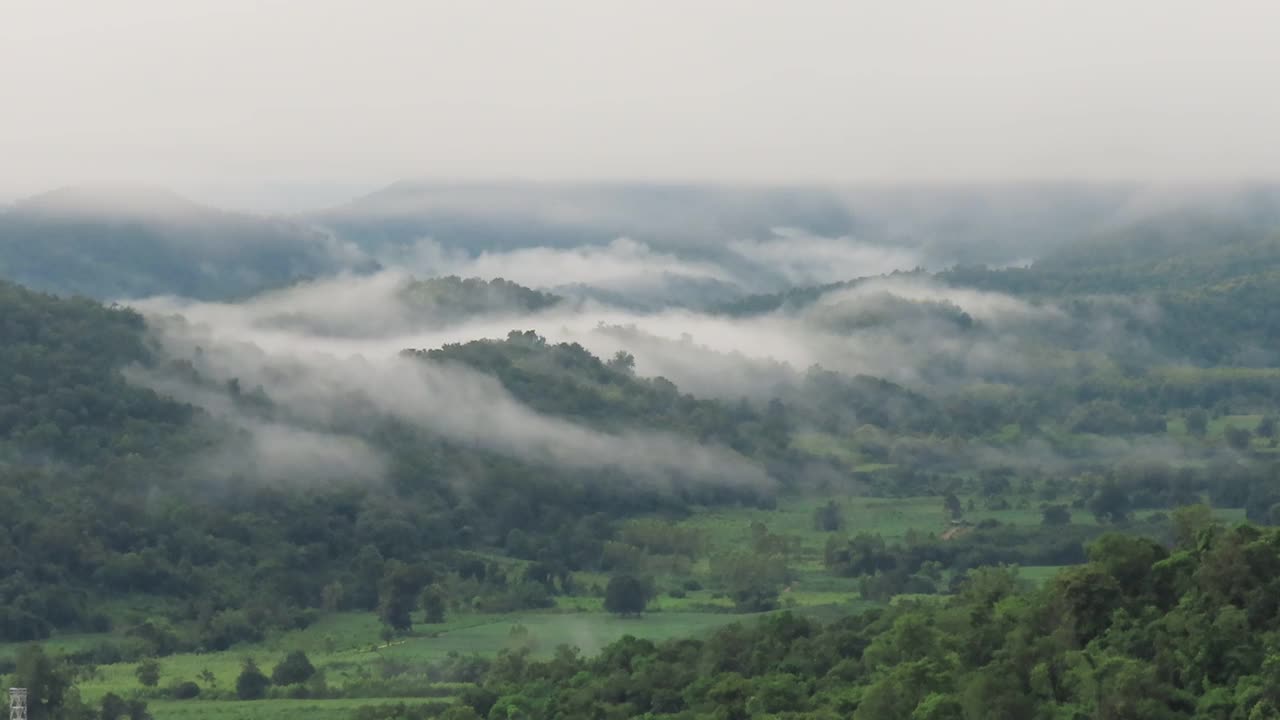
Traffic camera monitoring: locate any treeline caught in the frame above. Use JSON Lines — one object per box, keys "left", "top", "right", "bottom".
{"left": 397, "top": 276, "right": 561, "bottom": 319}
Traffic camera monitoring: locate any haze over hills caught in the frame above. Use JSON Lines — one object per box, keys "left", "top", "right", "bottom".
{"left": 0, "top": 185, "right": 369, "bottom": 301}
{"left": 12, "top": 180, "right": 1280, "bottom": 308}
{"left": 10, "top": 180, "right": 1280, "bottom": 719}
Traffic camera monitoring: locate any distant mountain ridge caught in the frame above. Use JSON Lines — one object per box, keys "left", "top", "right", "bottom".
{"left": 0, "top": 185, "right": 368, "bottom": 301}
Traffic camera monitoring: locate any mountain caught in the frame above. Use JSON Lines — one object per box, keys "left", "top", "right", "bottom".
{"left": 0, "top": 185, "right": 369, "bottom": 301}
{"left": 308, "top": 181, "right": 863, "bottom": 256}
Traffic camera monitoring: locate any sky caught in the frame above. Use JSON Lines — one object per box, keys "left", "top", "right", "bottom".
{"left": 3, "top": 0, "right": 1280, "bottom": 208}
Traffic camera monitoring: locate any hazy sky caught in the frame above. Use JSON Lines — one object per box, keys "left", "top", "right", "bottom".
{"left": 4, "top": 0, "right": 1280, "bottom": 206}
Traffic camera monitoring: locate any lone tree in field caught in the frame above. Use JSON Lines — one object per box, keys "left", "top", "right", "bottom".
{"left": 1040, "top": 504, "right": 1072, "bottom": 527}
{"left": 1225, "top": 425, "right": 1253, "bottom": 451}
{"left": 943, "top": 492, "right": 963, "bottom": 520}
{"left": 604, "top": 574, "right": 651, "bottom": 617}
{"left": 271, "top": 650, "right": 316, "bottom": 686}
{"left": 813, "top": 500, "right": 844, "bottom": 532}
{"left": 377, "top": 561, "right": 429, "bottom": 634}
{"left": 235, "top": 658, "right": 271, "bottom": 700}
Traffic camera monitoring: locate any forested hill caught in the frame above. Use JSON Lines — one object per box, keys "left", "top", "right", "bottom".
{"left": 0, "top": 279, "right": 193, "bottom": 463}
{"left": 0, "top": 187, "right": 364, "bottom": 300}
{"left": 399, "top": 277, "right": 561, "bottom": 319}
{"left": 716, "top": 214, "right": 1280, "bottom": 366}
{"left": 0, "top": 280, "right": 788, "bottom": 644}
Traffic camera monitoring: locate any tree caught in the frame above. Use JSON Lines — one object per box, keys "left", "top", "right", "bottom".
{"left": 271, "top": 650, "right": 316, "bottom": 686}
{"left": 1088, "top": 481, "right": 1132, "bottom": 524}
{"left": 100, "top": 692, "right": 129, "bottom": 720}
{"left": 320, "top": 581, "right": 345, "bottom": 612}
{"left": 1185, "top": 410, "right": 1209, "bottom": 437}
{"left": 712, "top": 551, "right": 788, "bottom": 612}
{"left": 1258, "top": 416, "right": 1277, "bottom": 440}
{"left": 377, "top": 562, "right": 428, "bottom": 634}
{"left": 134, "top": 659, "right": 161, "bottom": 687}
{"left": 604, "top": 574, "right": 651, "bottom": 617}
{"left": 421, "top": 586, "right": 447, "bottom": 624}
{"left": 1225, "top": 426, "right": 1253, "bottom": 451}
{"left": 1171, "top": 503, "right": 1216, "bottom": 549}
{"left": 235, "top": 658, "right": 271, "bottom": 700}
{"left": 1040, "top": 504, "right": 1071, "bottom": 527}
{"left": 813, "top": 500, "right": 844, "bottom": 532}
{"left": 100, "top": 693, "right": 149, "bottom": 720}
{"left": 943, "top": 492, "right": 963, "bottom": 520}
{"left": 13, "top": 645, "right": 74, "bottom": 720}
{"left": 606, "top": 351, "right": 635, "bottom": 373}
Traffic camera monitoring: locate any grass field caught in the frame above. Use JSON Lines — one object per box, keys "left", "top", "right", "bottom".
{"left": 60, "top": 609, "right": 766, "bottom": 704}
{"left": 145, "top": 698, "right": 448, "bottom": 720}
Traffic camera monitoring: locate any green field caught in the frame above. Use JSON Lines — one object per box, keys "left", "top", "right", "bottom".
{"left": 58, "top": 610, "right": 765, "bottom": 705}
{"left": 145, "top": 698, "right": 448, "bottom": 720}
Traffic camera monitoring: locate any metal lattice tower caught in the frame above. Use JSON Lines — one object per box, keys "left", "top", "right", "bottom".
{"left": 8, "top": 688, "right": 26, "bottom": 720}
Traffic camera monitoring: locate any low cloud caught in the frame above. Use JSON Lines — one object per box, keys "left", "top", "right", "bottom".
{"left": 727, "top": 230, "right": 924, "bottom": 286}
{"left": 129, "top": 306, "right": 772, "bottom": 489}
{"left": 380, "top": 237, "right": 732, "bottom": 294}
{"left": 121, "top": 261, "right": 1183, "bottom": 491}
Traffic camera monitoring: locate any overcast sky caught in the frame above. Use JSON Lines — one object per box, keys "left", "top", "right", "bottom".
{"left": 3, "top": 0, "right": 1280, "bottom": 208}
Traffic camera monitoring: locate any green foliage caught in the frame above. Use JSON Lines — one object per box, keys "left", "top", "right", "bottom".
{"left": 420, "top": 587, "right": 447, "bottom": 625}
{"left": 133, "top": 658, "right": 160, "bottom": 687}
{"left": 1040, "top": 503, "right": 1071, "bottom": 526}
{"left": 378, "top": 563, "right": 429, "bottom": 634}
{"left": 460, "top": 524, "right": 1280, "bottom": 718}
{"left": 270, "top": 650, "right": 316, "bottom": 686}
{"left": 603, "top": 575, "right": 651, "bottom": 617}
{"left": 99, "top": 692, "right": 150, "bottom": 720}
{"left": 813, "top": 500, "right": 844, "bottom": 532}
{"left": 398, "top": 276, "right": 560, "bottom": 320}
{"left": 10, "top": 645, "right": 75, "bottom": 719}
{"left": 1089, "top": 479, "right": 1134, "bottom": 524}
{"left": 234, "top": 658, "right": 271, "bottom": 700}
{"left": 711, "top": 547, "right": 789, "bottom": 613}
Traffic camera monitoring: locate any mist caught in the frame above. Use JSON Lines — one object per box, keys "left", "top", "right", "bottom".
{"left": 130, "top": 300, "right": 776, "bottom": 490}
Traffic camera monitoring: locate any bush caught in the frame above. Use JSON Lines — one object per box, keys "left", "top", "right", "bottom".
{"left": 171, "top": 681, "right": 200, "bottom": 699}
{"left": 134, "top": 659, "right": 161, "bottom": 687}
{"left": 1041, "top": 504, "right": 1072, "bottom": 526}
{"left": 236, "top": 658, "right": 271, "bottom": 700}
{"left": 271, "top": 650, "right": 316, "bottom": 686}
